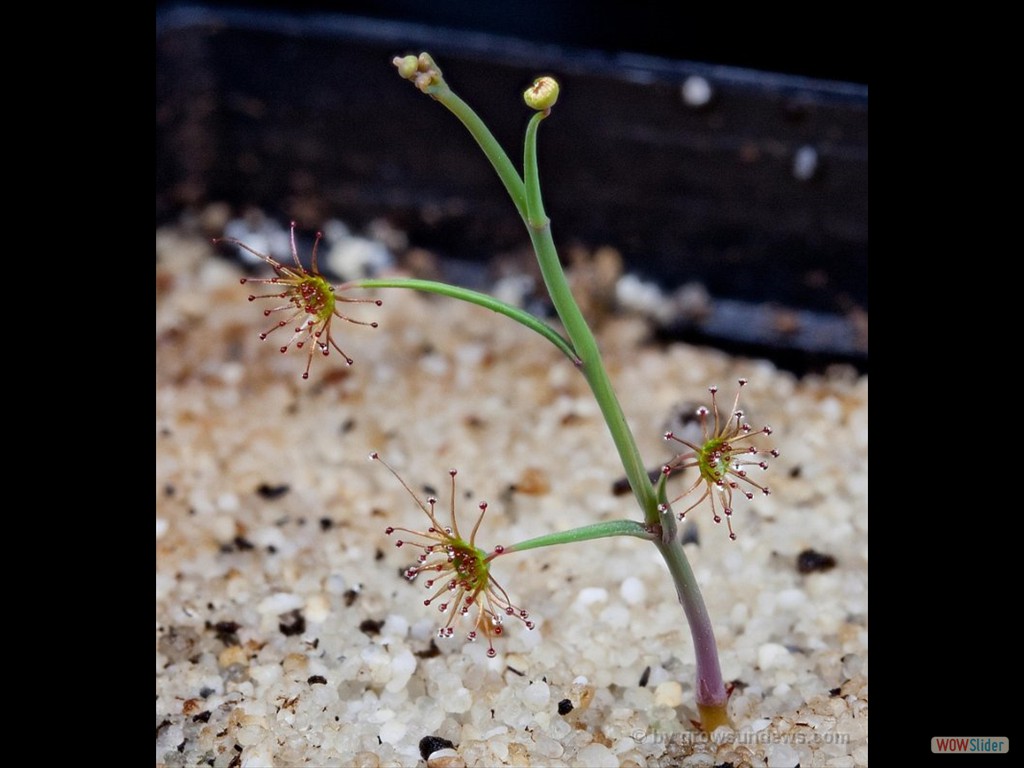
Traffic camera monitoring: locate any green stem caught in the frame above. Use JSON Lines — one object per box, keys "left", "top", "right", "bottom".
{"left": 498, "top": 518, "right": 656, "bottom": 556}
{"left": 654, "top": 473, "right": 728, "bottom": 720}
{"left": 525, "top": 101, "right": 729, "bottom": 727}
{"left": 413, "top": 62, "right": 730, "bottom": 730}
{"left": 656, "top": 537, "right": 728, "bottom": 712}
{"left": 522, "top": 113, "right": 660, "bottom": 526}
{"left": 427, "top": 85, "right": 528, "bottom": 222}
{"left": 354, "top": 277, "right": 578, "bottom": 363}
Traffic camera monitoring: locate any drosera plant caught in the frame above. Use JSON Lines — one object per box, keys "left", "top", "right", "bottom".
{"left": 370, "top": 452, "right": 536, "bottom": 659}
{"left": 663, "top": 380, "right": 779, "bottom": 541}
{"left": 214, "top": 221, "right": 383, "bottom": 379}
{"left": 219, "top": 52, "right": 777, "bottom": 732}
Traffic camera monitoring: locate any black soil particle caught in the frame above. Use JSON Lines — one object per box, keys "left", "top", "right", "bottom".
{"left": 211, "top": 621, "right": 241, "bottom": 646}
{"left": 279, "top": 610, "right": 306, "bottom": 636}
{"left": 639, "top": 666, "right": 651, "bottom": 687}
{"left": 359, "top": 618, "right": 384, "bottom": 636}
{"left": 419, "top": 735, "right": 456, "bottom": 760}
{"left": 796, "top": 548, "right": 837, "bottom": 573}
{"left": 256, "top": 483, "right": 291, "bottom": 499}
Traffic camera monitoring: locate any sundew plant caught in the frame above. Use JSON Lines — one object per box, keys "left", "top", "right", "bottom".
{"left": 218, "top": 52, "right": 776, "bottom": 731}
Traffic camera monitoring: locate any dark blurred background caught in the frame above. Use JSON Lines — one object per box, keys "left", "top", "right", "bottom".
{"left": 156, "top": 1, "right": 869, "bottom": 84}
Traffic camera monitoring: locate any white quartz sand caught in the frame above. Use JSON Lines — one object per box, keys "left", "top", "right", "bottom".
{"left": 157, "top": 223, "right": 867, "bottom": 767}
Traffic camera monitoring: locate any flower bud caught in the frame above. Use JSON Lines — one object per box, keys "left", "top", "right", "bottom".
{"left": 524, "top": 76, "right": 560, "bottom": 110}
{"left": 393, "top": 52, "right": 444, "bottom": 93}
{"left": 394, "top": 55, "right": 419, "bottom": 80}
{"left": 417, "top": 52, "right": 440, "bottom": 76}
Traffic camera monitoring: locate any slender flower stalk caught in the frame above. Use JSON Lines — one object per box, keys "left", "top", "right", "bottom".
{"left": 385, "top": 56, "right": 764, "bottom": 730}
{"left": 355, "top": 277, "right": 579, "bottom": 364}
{"left": 393, "top": 53, "right": 528, "bottom": 222}
{"left": 521, "top": 74, "right": 736, "bottom": 728}
{"left": 499, "top": 519, "right": 658, "bottom": 554}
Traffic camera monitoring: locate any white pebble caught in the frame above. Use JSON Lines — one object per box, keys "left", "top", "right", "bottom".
{"left": 386, "top": 648, "right": 417, "bottom": 692}
{"left": 378, "top": 718, "right": 406, "bottom": 745}
{"left": 382, "top": 614, "right": 409, "bottom": 639}
{"left": 820, "top": 395, "right": 842, "bottom": 422}
{"left": 481, "top": 725, "right": 511, "bottom": 741}
{"left": 615, "top": 275, "right": 673, "bottom": 323}
{"left": 420, "top": 353, "right": 449, "bottom": 376}
{"left": 241, "top": 744, "right": 275, "bottom": 767}
{"left": 825, "top": 756, "right": 855, "bottom": 768}
{"left": 366, "top": 705, "right": 395, "bottom": 724}
{"left": 155, "top": 721, "right": 184, "bottom": 752}
{"left": 653, "top": 681, "right": 683, "bottom": 707}
{"left": 766, "top": 743, "right": 801, "bottom": 767}
{"left": 445, "top": 687, "right": 473, "bottom": 714}
{"left": 223, "top": 217, "right": 290, "bottom": 263}
{"left": 427, "top": 748, "right": 466, "bottom": 768}
{"left": 434, "top": 671, "right": 462, "bottom": 696}
{"left": 216, "top": 492, "right": 240, "bottom": 512}
{"left": 573, "top": 742, "right": 619, "bottom": 768}
{"left": 681, "top": 75, "right": 713, "bottom": 107}
{"left": 681, "top": 753, "right": 715, "bottom": 767}
{"left": 236, "top": 724, "right": 265, "bottom": 746}
{"left": 521, "top": 680, "right": 550, "bottom": 710}
{"left": 492, "top": 274, "right": 535, "bottom": 308}
{"left": 793, "top": 145, "right": 818, "bottom": 181}
{"left": 533, "top": 732, "right": 565, "bottom": 759}
{"left": 248, "top": 663, "right": 282, "bottom": 689}
{"left": 304, "top": 594, "right": 330, "bottom": 623}
{"left": 599, "top": 604, "right": 631, "bottom": 629}
{"left": 576, "top": 587, "right": 608, "bottom": 607}
{"left": 218, "top": 361, "right": 245, "bottom": 386}
{"left": 257, "top": 592, "right": 305, "bottom": 615}
{"left": 749, "top": 718, "right": 771, "bottom": 733}
{"left": 361, "top": 645, "right": 392, "bottom": 686}
{"left": 758, "top": 643, "right": 793, "bottom": 670}
{"left": 619, "top": 576, "right": 646, "bottom": 605}
{"left": 454, "top": 342, "right": 487, "bottom": 367}
{"left": 841, "top": 653, "right": 864, "bottom": 677}
{"left": 321, "top": 219, "right": 351, "bottom": 241}
{"left": 207, "top": 514, "right": 235, "bottom": 541}
{"left": 776, "top": 588, "right": 807, "bottom": 609}
{"left": 325, "top": 236, "right": 393, "bottom": 280}
{"left": 156, "top": 518, "right": 168, "bottom": 539}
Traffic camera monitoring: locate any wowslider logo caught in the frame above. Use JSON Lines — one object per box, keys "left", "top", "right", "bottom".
{"left": 932, "top": 737, "right": 1008, "bottom": 754}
